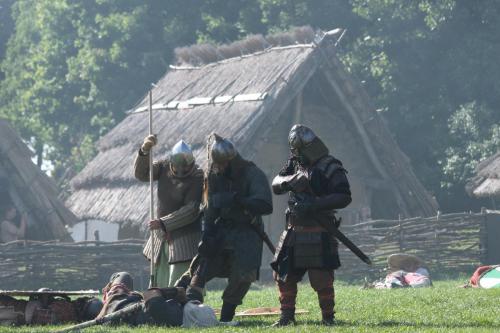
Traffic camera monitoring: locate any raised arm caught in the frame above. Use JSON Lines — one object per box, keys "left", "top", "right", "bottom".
{"left": 133, "top": 134, "right": 161, "bottom": 181}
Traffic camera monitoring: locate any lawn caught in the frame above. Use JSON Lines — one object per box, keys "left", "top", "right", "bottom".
{"left": 2, "top": 280, "right": 499, "bottom": 333}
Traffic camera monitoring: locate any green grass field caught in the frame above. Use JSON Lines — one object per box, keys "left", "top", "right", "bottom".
{"left": 2, "top": 280, "right": 499, "bottom": 333}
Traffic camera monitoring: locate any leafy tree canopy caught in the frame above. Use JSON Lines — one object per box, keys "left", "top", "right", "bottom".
{"left": 0, "top": 0, "right": 498, "bottom": 211}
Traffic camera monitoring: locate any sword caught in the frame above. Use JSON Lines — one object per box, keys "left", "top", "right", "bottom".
{"left": 278, "top": 170, "right": 372, "bottom": 265}
{"left": 313, "top": 215, "right": 371, "bottom": 265}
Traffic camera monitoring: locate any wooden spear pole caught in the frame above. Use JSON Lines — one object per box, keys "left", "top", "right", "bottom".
{"left": 148, "top": 88, "right": 156, "bottom": 288}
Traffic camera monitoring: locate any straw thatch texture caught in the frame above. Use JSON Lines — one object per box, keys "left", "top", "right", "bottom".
{"left": 173, "top": 26, "right": 315, "bottom": 66}
{"left": 0, "top": 120, "right": 75, "bottom": 241}
{"left": 466, "top": 151, "right": 500, "bottom": 198}
{"left": 68, "top": 44, "right": 318, "bottom": 231}
{"left": 67, "top": 28, "right": 438, "bottom": 235}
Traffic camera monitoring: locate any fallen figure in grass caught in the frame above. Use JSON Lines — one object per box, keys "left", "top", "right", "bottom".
{"left": 55, "top": 271, "right": 220, "bottom": 332}
{"left": 364, "top": 253, "right": 432, "bottom": 289}
{"left": 0, "top": 288, "right": 102, "bottom": 326}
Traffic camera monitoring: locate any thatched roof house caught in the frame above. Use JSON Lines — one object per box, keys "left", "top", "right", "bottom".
{"left": 0, "top": 120, "right": 75, "bottom": 241}
{"left": 466, "top": 151, "right": 500, "bottom": 207}
{"left": 67, "top": 27, "right": 438, "bottom": 246}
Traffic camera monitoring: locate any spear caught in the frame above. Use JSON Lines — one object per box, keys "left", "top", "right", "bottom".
{"left": 52, "top": 302, "right": 144, "bottom": 333}
{"left": 148, "top": 87, "right": 157, "bottom": 287}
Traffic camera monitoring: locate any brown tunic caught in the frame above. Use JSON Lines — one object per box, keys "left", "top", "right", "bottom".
{"left": 134, "top": 150, "right": 204, "bottom": 263}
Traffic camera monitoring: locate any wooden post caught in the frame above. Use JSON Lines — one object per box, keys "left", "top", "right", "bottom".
{"left": 84, "top": 221, "right": 88, "bottom": 242}
{"left": 398, "top": 214, "right": 403, "bottom": 253}
{"left": 479, "top": 207, "right": 488, "bottom": 264}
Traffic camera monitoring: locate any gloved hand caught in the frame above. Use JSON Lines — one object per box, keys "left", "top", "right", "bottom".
{"left": 141, "top": 134, "right": 157, "bottom": 153}
{"left": 210, "top": 192, "right": 238, "bottom": 209}
{"left": 278, "top": 155, "right": 298, "bottom": 176}
{"left": 278, "top": 180, "right": 292, "bottom": 193}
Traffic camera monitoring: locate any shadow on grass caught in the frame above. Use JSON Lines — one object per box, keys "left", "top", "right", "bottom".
{"left": 235, "top": 320, "right": 272, "bottom": 327}
{"left": 294, "top": 319, "right": 500, "bottom": 329}
{"left": 374, "top": 320, "right": 500, "bottom": 329}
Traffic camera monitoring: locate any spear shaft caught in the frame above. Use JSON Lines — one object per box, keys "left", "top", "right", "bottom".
{"left": 148, "top": 89, "right": 156, "bottom": 287}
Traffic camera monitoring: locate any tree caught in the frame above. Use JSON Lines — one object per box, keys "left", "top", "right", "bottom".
{"left": 0, "top": 0, "right": 15, "bottom": 80}
{"left": 1, "top": 0, "right": 499, "bottom": 213}
{"left": 0, "top": 0, "right": 204, "bottom": 177}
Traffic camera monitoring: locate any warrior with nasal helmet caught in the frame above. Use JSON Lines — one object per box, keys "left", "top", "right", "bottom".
{"left": 134, "top": 136, "right": 204, "bottom": 288}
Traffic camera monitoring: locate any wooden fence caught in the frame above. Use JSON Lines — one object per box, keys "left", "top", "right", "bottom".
{"left": 335, "top": 211, "right": 493, "bottom": 280}
{"left": 0, "top": 239, "right": 149, "bottom": 291}
{"left": 0, "top": 211, "right": 498, "bottom": 290}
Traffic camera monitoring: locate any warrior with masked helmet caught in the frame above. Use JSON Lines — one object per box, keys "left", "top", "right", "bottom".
{"left": 271, "top": 124, "right": 352, "bottom": 326}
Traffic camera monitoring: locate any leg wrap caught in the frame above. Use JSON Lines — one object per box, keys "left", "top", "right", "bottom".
{"left": 277, "top": 280, "right": 298, "bottom": 311}
{"left": 308, "top": 269, "right": 335, "bottom": 317}
{"left": 317, "top": 287, "right": 335, "bottom": 318}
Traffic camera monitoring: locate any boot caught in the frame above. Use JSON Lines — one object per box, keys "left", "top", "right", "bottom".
{"left": 271, "top": 308, "right": 296, "bottom": 327}
{"left": 186, "top": 285, "right": 204, "bottom": 303}
{"left": 321, "top": 313, "right": 335, "bottom": 326}
{"left": 174, "top": 274, "right": 191, "bottom": 289}
{"left": 220, "top": 302, "right": 237, "bottom": 322}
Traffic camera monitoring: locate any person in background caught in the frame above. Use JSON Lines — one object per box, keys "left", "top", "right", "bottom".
{"left": 0, "top": 204, "right": 27, "bottom": 243}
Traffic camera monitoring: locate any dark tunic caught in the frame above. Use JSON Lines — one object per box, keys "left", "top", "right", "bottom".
{"left": 134, "top": 151, "right": 204, "bottom": 263}
{"left": 272, "top": 154, "right": 351, "bottom": 272}
{"left": 205, "top": 155, "right": 273, "bottom": 280}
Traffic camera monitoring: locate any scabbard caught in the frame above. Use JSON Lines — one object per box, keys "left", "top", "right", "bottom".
{"left": 250, "top": 223, "right": 276, "bottom": 254}
{"left": 270, "top": 228, "right": 294, "bottom": 282}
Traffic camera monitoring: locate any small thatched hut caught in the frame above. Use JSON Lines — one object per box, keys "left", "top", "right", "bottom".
{"left": 0, "top": 120, "right": 75, "bottom": 241}
{"left": 67, "top": 27, "right": 438, "bottom": 257}
{"left": 466, "top": 151, "right": 500, "bottom": 208}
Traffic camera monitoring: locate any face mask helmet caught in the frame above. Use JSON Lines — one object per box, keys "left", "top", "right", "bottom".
{"left": 288, "top": 124, "right": 328, "bottom": 165}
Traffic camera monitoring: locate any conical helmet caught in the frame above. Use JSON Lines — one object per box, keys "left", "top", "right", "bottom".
{"left": 170, "top": 140, "right": 195, "bottom": 171}
{"left": 209, "top": 134, "right": 237, "bottom": 165}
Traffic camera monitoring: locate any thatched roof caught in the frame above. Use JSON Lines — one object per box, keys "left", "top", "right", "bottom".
{"left": 0, "top": 120, "right": 75, "bottom": 241}
{"left": 67, "top": 27, "right": 438, "bottom": 231}
{"left": 466, "top": 151, "right": 500, "bottom": 198}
